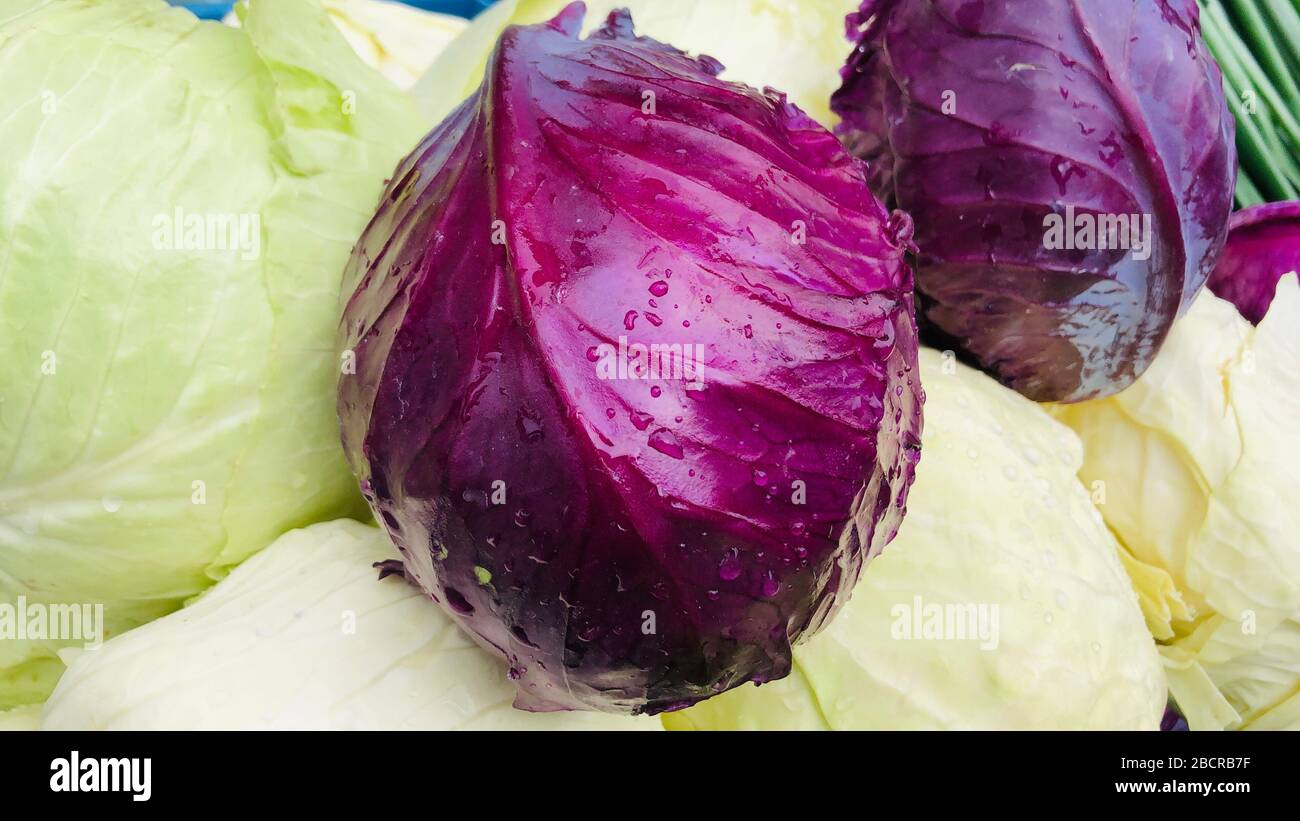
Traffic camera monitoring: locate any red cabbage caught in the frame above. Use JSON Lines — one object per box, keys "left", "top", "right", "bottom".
{"left": 337, "top": 3, "right": 923, "bottom": 714}
{"left": 1208, "top": 201, "right": 1300, "bottom": 325}
{"left": 832, "top": 0, "right": 1237, "bottom": 402}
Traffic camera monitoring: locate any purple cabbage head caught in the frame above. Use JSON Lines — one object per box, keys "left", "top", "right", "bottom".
{"left": 337, "top": 3, "right": 923, "bottom": 714}
{"left": 832, "top": 0, "right": 1237, "bottom": 402}
{"left": 1208, "top": 201, "right": 1300, "bottom": 325}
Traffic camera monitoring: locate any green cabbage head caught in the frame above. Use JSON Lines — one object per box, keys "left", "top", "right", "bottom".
{"left": 0, "top": 0, "right": 425, "bottom": 708}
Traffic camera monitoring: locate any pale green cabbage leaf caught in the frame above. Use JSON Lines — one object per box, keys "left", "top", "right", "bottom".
{"left": 664, "top": 348, "right": 1166, "bottom": 730}
{"left": 0, "top": 0, "right": 425, "bottom": 708}
{"left": 227, "top": 0, "right": 469, "bottom": 90}
{"left": 42, "top": 520, "right": 659, "bottom": 730}
{"left": 410, "top": 0, "right": 855, "bottom": 128}
{"left": 0, "top": 703, "right": 40, "bottom": 731}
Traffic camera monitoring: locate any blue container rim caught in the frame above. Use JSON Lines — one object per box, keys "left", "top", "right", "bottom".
{"left": 169, "top": 0, "right": 495, "bottom": 21}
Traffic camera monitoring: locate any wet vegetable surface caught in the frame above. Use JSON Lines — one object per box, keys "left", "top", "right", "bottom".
{"left": 338, "top": 4, "right": 922, "bottom": 713}
{"left": 833, "top": 0, "right": 1237, "bottom": 402}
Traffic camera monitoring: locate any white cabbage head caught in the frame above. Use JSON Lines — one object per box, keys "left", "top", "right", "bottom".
{"left": 43, "top": 520, "right": 660, "bottom": 730}
{"left": 1056, "top": 275, "right": 1300, "bottom": 730}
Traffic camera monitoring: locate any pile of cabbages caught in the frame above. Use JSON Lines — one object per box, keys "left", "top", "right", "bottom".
{"left": 2, "top": 0, "right": 1297, "bottom": 732}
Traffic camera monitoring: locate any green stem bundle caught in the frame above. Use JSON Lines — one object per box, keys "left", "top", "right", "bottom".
{"left": 1200, "top": 0, "right": 1300, "bottom": 205}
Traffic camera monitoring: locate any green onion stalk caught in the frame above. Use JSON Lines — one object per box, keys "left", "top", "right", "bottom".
{"left": 1199, "top": 0, "right": 1300, "bottom": 207}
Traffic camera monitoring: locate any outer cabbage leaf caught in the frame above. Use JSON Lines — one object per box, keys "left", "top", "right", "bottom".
{"left": 1056, "top": 275, "right": 1300, "bottom": 730}
{"left": 664, "top": 347, "right": 1165, "bottom": 730}
{"left": 339, "top": 6, "right": 922, "bottom": 714}
{"left": 42, "top": 520, "right": 658, "bottom": 730}
{"left": 0, "top": 0, "right": 424, "bottom": 707}
{"left": 411, "top": 0, "right": 857, "bottom": 129}
{"left": 832, "top": 0, "right": 1237, "bottom": 402}
{"left": 1162, "top": 613, "right": 1300, "bottom": 731}
{"left": 226, "top": 0, "right": 470, "bottom": 90}
{"left": 0, "top": 704, "right": 40, "bottom": 731}
{"left": 1208, "top": 201, "right": 1300, "bottom": 325}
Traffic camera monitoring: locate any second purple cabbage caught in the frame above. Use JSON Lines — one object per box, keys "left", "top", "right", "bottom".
{"left": 833, "top": 0, "right": 1237, "bottom": 402}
